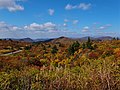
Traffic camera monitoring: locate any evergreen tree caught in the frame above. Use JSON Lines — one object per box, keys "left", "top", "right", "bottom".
{"left": 82, "top": 43, "right": 86, "bottom": 49}
{"left": 86, "top": 37, "right": 93, "bottom": 50}
{"left": 51, "top": 45, "right": 58, "bottom": 54}
{"left": 68, "top": 41, "right": 80, "bottom": 55}
{"left": 112, "top": 37, "right": 116, "bottom": 40}
{"left": 72, "top": 41, "right": 80, "bottom": 51}
{"left": 117, "top": 37, "right": 119, "bottom": 40}
{"left": 68, "top": 45, "right": 75, "bottom": 55}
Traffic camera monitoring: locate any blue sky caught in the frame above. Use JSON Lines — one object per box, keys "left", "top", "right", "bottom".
{"left": 0, "top": 0, "right": 120, "bottom": 39}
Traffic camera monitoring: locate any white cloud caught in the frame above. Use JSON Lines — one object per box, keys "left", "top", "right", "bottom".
{"left": 0, "top": 21, "right": 13, "bottom": 31}
{"left": 0, "top": 21, "right": 80, "bottom": 38}
{"left": 48, "top": 9, "right": 54, "bottom": 16}
{"left": 78, "top": 3, "right": 91, "bottom": 10}
{"left": 0, "top": 21, "right": 118, "bottom": 38}
{"left": 65, "top": 4, "right": 77, "bottom": 10}
{"left": 12, "top": 26, "right": 22, "bottom": 31}
{"left": 65, "top": 3, "right": 91, "bottom": 10}
{"left": 82, "top": 26, "right": 89, "bottom": 32}
{"left": 64, "top": 19, "right": 69, "bottom": 22}
{"left": 73, "top": 20, "right": 79, "bottom": 24}
{"left": 63, "top": 23, "right": 67, "bottom": 27}
{"left": 99, "top": 26, "right": 105, "bottom": 30}
{"left": 0, "top": 0, "right": 24, "bottom": 12}
{"left": 0, "top": 21, "right": 7, "bottom": 27}
{"left": 98, "top": 24, "right": 112, "bottom": 30}
{"left": 24, "top": 22, "right": 56, "bottom": 31}
{"left": 84, "top": 26, "right": 89, "bottom": 29}
{"left": 0, "top": 21, "right": 57, "bottom": 32}
{"left": 0, "top": 21, "right": 25, "bottom": 38}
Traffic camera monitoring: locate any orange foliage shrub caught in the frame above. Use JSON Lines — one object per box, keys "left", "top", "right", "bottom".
{"left": 88, "top": 52, "right": 99, "bottom": 59}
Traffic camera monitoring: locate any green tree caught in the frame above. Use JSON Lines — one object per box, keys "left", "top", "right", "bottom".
{"left": 86, "top": 37, "right": 93, "bottom": 50}
{"left": 68, "top": 45, "right": 75, "bottom": 55}
{"left": 82, "top": 43, "right": 86, "bottom": 49}
{"left": 51, "top": 45, "right": 58, "bottom": 54}
{"left": 117, "top": 37, "right": 119, "bottom": 40}
{"left": 68, "top": 41, "right": 80, "bottom": 55}
{"left": 72, "top": 41, "right": 80, "bottom": 50}
{"left": 24, "top": 45, "right": 32, "bottom": 50}
{"left": 112, "top": 37, "right": 116, "bottom": 40}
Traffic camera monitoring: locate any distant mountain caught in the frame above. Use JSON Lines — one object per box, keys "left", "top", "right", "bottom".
{"left": 97, "top": 36, "right": 113, "bottom": 40}
{"left": 75, "top": 36, "right": 113, "bottom": 41}
{"left": 15, "top": 36, "right": 113, "bottom": 44}
{"left": 19, "top": 38, "right": 34, "bottom": 42}
{"left": 78, "top": 36, "right": 95, "bottom": 41}
{"left": 34, "top": 38, "right": 54, "bottom": 42}
{"left": 51, "top": 36, "right": 73, "bottom": 43}
{"left": 1, "top": 36, "right": 115, "bottom": 43}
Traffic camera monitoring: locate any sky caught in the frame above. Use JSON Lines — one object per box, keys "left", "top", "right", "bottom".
{"left": 0, "top": 0, "right": 120, "bottom": 39}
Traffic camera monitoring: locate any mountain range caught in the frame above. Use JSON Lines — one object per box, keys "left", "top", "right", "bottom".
{"left": 1, "top": 36, "right": 118, "bottom": 43}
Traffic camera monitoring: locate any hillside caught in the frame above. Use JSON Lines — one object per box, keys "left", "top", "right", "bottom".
{"left": 50, "top": 36, "right": 75, "bottom": 44}
{"left": 0, "top": 39, "right": 31, "bottom": 54}
{"left": 0, "top": 37, "right": 120, "bottom": 89}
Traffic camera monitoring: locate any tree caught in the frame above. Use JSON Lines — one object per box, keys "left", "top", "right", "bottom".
{"left": 82, "top": 43, "right": 86, "bottom": 49}
{"left": 112, "top": 37, "right": 116, "bottom": 40}
{"left": 68, "top": 45, "right": 75, "bottom": 55}
{"left": 86, "top": 37, "right": 93, "bottom": 50}
{"left": 68, "top": 41, "right": 80, "bottom": 55}
{"left": 24, "top": 45, "right": 32, "bottom": 50}
{"left": 87, "top": 37, "right": 91, "bottom": 43}
{"left": 117, "top": 37, "right": 119, "bottom": 40}
{"left": 113, "top": 37, "right": 119, "bottom": 40}
{"left": 72, "top": 41, "right": 80, "bottom": 50}
{"left": 51, "top": 45, "right": 58, "bottom": 54}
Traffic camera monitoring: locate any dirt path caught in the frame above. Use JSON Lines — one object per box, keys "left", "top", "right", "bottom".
{"left": 0, "top": 50, "right": 22, "bottom": 56}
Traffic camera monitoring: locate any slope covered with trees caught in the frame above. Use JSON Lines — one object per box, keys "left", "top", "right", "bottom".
{"left": 0, "top": 37, "right": 120, "bottom": 90}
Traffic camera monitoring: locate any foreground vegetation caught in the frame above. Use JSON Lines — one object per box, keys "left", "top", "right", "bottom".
{"left": 0, "top": 38, "right": 120, "bottom": 90}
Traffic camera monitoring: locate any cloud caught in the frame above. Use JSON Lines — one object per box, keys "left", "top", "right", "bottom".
{"left": 64, "top": 19, "right": 69, "bottom": 22}
{"left": 0, "top": 21, "right": 80, "bottom": 38}
{"left": 96, "top": 32, "right": 118, "bottom": 37}
{"left": 0, "top": 21, "right": 18, "bottom": 31}
{"left": 82, "top": 26, "right": 89, "bottom": 32}
{"left": 0, "top": 21, "right": 25, "bottom": 38}
{"left": 0, "top": 0, "right": 24, "bottom": 12}
{"left": 0, "top": 21, "right": 57, "bottom": 32}
{"left": 63, "top": 23, "right": 67, "bottom": 27}
{"left": 97, "top": 24, "right": 112, "bottom": 30}
{"left": 78, "top": 3, "right": 91, "bottom": 10}
{"left": 0, "top": 21, "right": 23, "bottom": 33}
{"left": 65, "top": 4, "right": 77, "bottom": 10}
{"left": 73, "top": 20, "right": 79, "bottom": 24}
{"left": 81, "top": 23, "right": 112, "bottom": 33}
{"left": 24, "top": 22, "right": 56, "bottom": 31}
{"left": 0, "top": 21, "right": 116, "bottom": 38}
{"left": 48, "top": 9, "right": 54, "bottom": 16}
{"left": 0, "top": 21, "right": 57, "bottom": 38}
{"left": 65, "top": 3, "right": 91, "bottom": 10}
